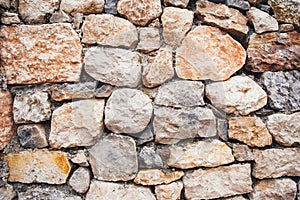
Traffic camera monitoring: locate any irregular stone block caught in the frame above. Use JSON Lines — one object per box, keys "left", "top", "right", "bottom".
{"left": 60, "top": 0, "right": 104, "bottom": 16}
{"left": 130, "top": 126, "right": 154, "bottom": 145}
{"left": 49, "top": 10, "right": 72, "bottom": 23}
{"left": 94, "top": 84, "right": 115, "bottom": 98}
{"left": 69, "top": 167, "right": 90, "bottom": 194}
{"left": 155, "top": 181, "right": 183, "bottom": 200}
{"left": 225, "top": 0, "right": 250, "bottom": 11}
{"left": 137, "top": 27, "right": 161, "bottom": 53}
{"left": 279, "top": 23, "right": 294, "bottom": 32}
{"left": 138, "top": 146, "right": 164, "bottom": 169}
{"left": 70, "top": 150, "right": 89, "bottom": 167}
{"left": 17, "top": 124, "right": 48, "bottom": 148}
{"left": 134, "top": 169, "right": 184, "bottom": 185}
{"left": 164, "top": 0, "right": 189, "bottom": 8}
{"left": 231, "top": 143, "right": 254, "bottom": 162}
{"left": 269, "top": 0, "right": 300, "bottom": 26}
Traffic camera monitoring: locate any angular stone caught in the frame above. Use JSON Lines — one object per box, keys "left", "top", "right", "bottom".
{"left": 69, "top": 167, "right": 90, "bottom": 194}
{"left": 105, "top": 89, "right": 153, "bottom": 134}
{"left": 49, "top": 9, "right": 72, "bottom": 23}
{"left": 161, "top": 7, "right": 193, "bottom": 46}
{"left": 134, "top": 169, "right": 184, "bottom": 185}
{"left": 104, "top": 0, "right": 117, "bottom": 15}
{"left": 84, "top": 47, "right": 141, "bottom": 87}
{"left": 70, "top": 150, "right": 89, "bottom": 167}
{"left": 231, "top": 143, "right": 254, "bottom": 162}
{"left": 184, "top": 164, "right": 252, "bottom": 199}
{"left": 49, "top": 99, "right": 105, "bottom": 149}
{"left": 225, "top": 0, "right": 251, "bottom": 11}
{"left": 86, "top": 180, "right": 156, "bottom": 200}
{"left": 164, "top": 0, "right": 189, "bottom": 8}
{"left": 279, "top": 23, "right": 294, "bottom": 32}
{"left": 167, "top": 139, "right": 234, "bottom": 169}
{"left": 267, "top": 112, "right": 300, "bottom": 146}
{"left": 0, "top": 12, "right": 20, "bottom": 24}
{"left": 269, "top": 0, "right": 300, "bottom": 26}
{"left": 88, "top": 134, "right": 138, "bottom": 181}
{"left": 176, "top": 26, "right": 246, "bottom": 81}
{"left": 94, "top": 84, "right": 115, "bottom": 98}
{"left": 138, "top": 146, "right": 164, "bottom": 169}
{"left": 155, "top": 181, "right": 183, "bottom": 200}
{"left": 246, "top": 32, "right": 300, "bottom": 72}
{"left": 60, "top": 0, "right": 104, "bottom": 16}
{"left": 206, "top": 76, "right": 268, "bottom": 115}
{"left": 249, "top": 178, "right": 297, "bottom": 200}
{"left": 3, "top": 149, "right": 71, "bottom": 184}
{"left": 154, "top": 106, "right": 216, "bottom": 144}
{"left": 0, "top": 23, "right": 82, "bottom": 84}
{"left": 137, "top": 27, "right": 161, "bottom": 53}
{"left": 82, "top": 14, "right": 138, "bottom": 48}
{"left": 17, "top": 124, "right": 48, "bottom": 148}
{"left": 253, "top": 148, "right": 300, "bottom": 179}
{"left": 117, "top": 0, "right": 162, "bottom": 26}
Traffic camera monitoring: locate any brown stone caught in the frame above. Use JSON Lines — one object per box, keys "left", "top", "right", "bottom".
{"left": 60, "top": 0, "right": 105, "bottom": 16}
{"left": 137, "top": 27, "right": 161, "bottom": 53}
{"left": 134, "top": 169, "right": 184, "bottom": 185}
{"left": 155, "top": 181, "right": 183, "bottom": 200}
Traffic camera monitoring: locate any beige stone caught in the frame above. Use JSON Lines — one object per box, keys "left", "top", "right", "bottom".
{"left": 0, "top": 23, "right": 82, "bottom": 84}
{"left": 161, "top": 7, "right": 193, "bottom": 46}
{"left": 164, "top": 0, "right": 189, "bottom": 8}
{"left": 0, "top": 12, "right": 20, "bottom": 24}
{"left": 155, "top": 181, "right": 183, "bottom": 200}
{"left": 70, "top": 151, "right": 89, "bottom": 167}
{"left": 134, "top": 169, "right": 184, "bottom": 185}
{"left": 61, "top": 0, "right": 104, "bottom": 16}
{"left": 137, "top": 27, "right": 161, "bottom": 53}
{"left": 176, "top": 26, "right": 246, "bottom": 81}
{"left": 69, "top": 167, "right": 90, "bottom": 194}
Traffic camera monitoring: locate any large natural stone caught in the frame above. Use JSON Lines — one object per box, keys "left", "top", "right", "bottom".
{"left": 88, "top": 134, "right": 138, "bottom": 181}
{"left": 134, "top": 169, "right": 184, "bottom": 185}
{"left": 206, "top": 76, "right": 268, "bottom": 115}
{"left": 154, "top": 106, "right": 216, "bottom": 144}
{"left": 0, "top": 12, "right": 21, "bottom": 25}
{"left": 17, "top": 124, "right": 48, "bottom": 148}
{"left": 231, "top": 143, "right": 254, "bottom": 162}
{"left": 225, "top": 0, "right": 251, "bottom": 11}
{"left": 82, "top": 14, "right": 138, "bottom": 48}
{"left": 228, "top": 117, "right": 272, "bottom": 147}
{"left": 105, "top": 89, "right": 153, "bottom": 134}
{"left": 175, "top": 26, "right": 246, "bottom": 81}
{"left": 253, "top": 148, "right": 300, "bottom": 179}
{"left": 155, "top": 181, "right": 183, "bottom": 200}
{"left": 60, "top": 0, "right": 104, "bottom": 16}
{"left": 167, "top": 139, "right": 234, "bottom": 169}
{"left": 84, "top": 47, "right": 141, "bottom": 87}
{"left": 246, "top": 32, "right": 300, "bottom": 72}
{"left": 138, "top": 146, "right": 164, "bottom": 169}
{"left": 86, "top": 180, "right": 156, "bottom": 200}
{"left": 161, "top": 7, "right": 193, "bottom": 46}
{"left": 249, "top": 178, "right": 297, "bottom": 200}
{"left": 117, "top": 0, "right": 162, "bottom": 26}
{"left": 49, "top": 99, "right": 105, "bottom": 148}
{"left": 267, "top": 112, "right": 300, "bottom": 146}
{"left": 69, "top": 167, "right": 91, "bottom": 194}
{"left": 0, "top": 23, "right": 82, "bottom": 84}
{"left": 3, "top": 150, "right": 71, "bottom": 184}
{"left": 137, "top": 27, "right": 161, "bottom": 53}
{"left": 183, "top": 164, "right": 252, "bottom": 199}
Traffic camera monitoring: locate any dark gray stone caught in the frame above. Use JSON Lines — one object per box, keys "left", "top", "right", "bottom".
{"left": 17, "top": 124, "right": 48, "bottom": 148}
{"left": 225, "top": 0, "right": 251, "bottom": 11}
{"left": 138, "top": 146, "right": 164, "bottom": 169}
{"left": 217, "top": 119, "right": 228, "bottom": 141}
{"left": 129, "top": 126, "right": 154, "bottom": 146}
{"left": 104, "top": 0, "right": 117, "bottom": 15}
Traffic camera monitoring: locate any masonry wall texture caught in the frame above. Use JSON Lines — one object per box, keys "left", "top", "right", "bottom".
{"left": 0, "top": 0, "right": 299, "bottom": 199}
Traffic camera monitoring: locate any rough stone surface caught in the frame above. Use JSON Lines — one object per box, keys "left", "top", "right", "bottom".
{"left": 105, "top": 89, "right": 153, "bottom": 134}
{"left": 279, "top": 23, "right": 294, "bottom": 32}
{"left": 17, "top": 124, "right": 48, "bottom": 148}
{"left": 175, "top": 26, "right": 246, "bottom": 81}
{"left": 225, "top": 0, "right": 250, "bottom": 11}
{"left": 138, "top": 146, "right": 164, "bottom": 169}
{"left": 88, "top": 134, "right": 138, "bottom": 181}
{"left": 84, "top": 47, "right": 141, "bottom": 87}
{"left": 117, "top": 0, "right": 162, "bottom": 26}
{"left": 246, "top": 32, "right": 300, "bottom": 72}
{"left": 154, "top": 106, "right": 217, "bottom": 144}
{"left": 82, "top": 14, "right": 138, "bottom": 48}
{"left": 164, "top": 0, "right": 189, "bottom": 7}
{"left": 0, "top": 184, "right": 16, "bottom": 200}
{"left": 183, "top": 164, "right": 252, "bottom": 199}
{"left": 167, "top": 139, "right": 234, "bottom": 169}
{"left": 249, "top": 178, "right": 297, "bottom": 200}
{"left": 206, "top": 76, "right": 268, "bottom": 115}
{"left": 0, "top": 12, "right": 20, "bottom": 24}
{"left": 94, "top": 84, "right": 115, "bottom": 98}
{"left": 253, "top": 148, "right": 300, "bottom": 179}
{"left": 49, "top": 99, "right": 105, "bottom": 148}
{"left": 49, "top": 10, "right": 72, "bottom": 23}
{"left": 155, "top": 181, "right": 183, "bottom": 200}
{"left": 142, "top": 48, "right": 174, "bottom": 88}
{"left": 69, "top": 167, "right": 90, "bottom": 194}
{"left": 0, "top": 161, "right": 9, "bottom": 187}
{"left": 70, "top": 150, "right": 89, "bottom": 167}
{"left": 60, "top": 0, "right": 104, "bottom": 16}
{"left": 267, "top": 112, "right": 300, "bottom": 146}
{"left": 269, "top": 0, "right": 300, "bottom": 26}
{"left": 86, "top": 180, "right": 156, "bottom": 200}
{"left": 3, "top": 150, "right": 71, "bottom": 184}
{"left": 161, "top": 7, "right": 193, "bottom": 46}
{"left": 105, "top": 0, "right": 117, "bottom": 15}
{"left": 137, "top": 27, "right": 161, "bottom": 53}
{"left": 134, "top": 169, "right": 184, "bottom": 185}
{"left": 130, "top": 126, "right": 154, "bottom": 145}
{"left": 0, "top": 23, "right": 82, "bottom": 84}
{"left": 217, "top": 118, "right": 229, "bottom": 141}
{"left": 231, "top": 143, "right": 254, "bottom": 162}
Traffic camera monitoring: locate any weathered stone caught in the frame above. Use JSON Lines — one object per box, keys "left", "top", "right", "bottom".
{"left": 17, "top": 124, "right": 48, "bottom": 148}
{"left": 217, "top": 118, "right": 229, "bottom": 141}
{"left": 86, "top": 180, "right": 156, "bottom": 200}
{"left": 164, "top": 0, "right": 189, "bottom": 8}
{"left": 3, "top": 149, "right": 71, "bottom": 184}
{"left": 130, "top": 126, "right": 154, "bottom": 145}
{"left": 134, "top": 169, "right": 184, "bottom": 185}
{"left": 104, "top": 0, "right": 117, "bottom": 15}
{"left": 0, "top": 184, "right": 16, "bottom": 200}
{"left": 206, "top": 76, "right": 268, "bottom": 115}
{"left": 49, "top": 99, "right": 105, "bottom": 149}
{"left": 105, "top": 89, "right": 153, "bottom": 134}
{"left": 225, "top": 0, "right": 251, "bottom": 11}
{"left": 184, "top": 164, "right": 252, "bottom": 199}
{"left": 247, "top": 7, "right": 278, "bottom": 34}
{"left": 84, "top": 47, "right": 141, "bottom": 87}
{"left": 161, "top": 7, "right": 193, "bottom": 46}
{"left": 70, "top": 150, "right": 89, "bottom": 167}
{"left": 88, "top": 134, "right": 138, "bottom": 181}
{"left": 249, "top": 178, "right": 297, "bottom": 200}
{"left": 246, "top": 32, "right": 300, "bottom": 72}
{"left": 167, "top": 139, "right": 234, "bottom": 169}
{"left": 60, "top": 0, "right": 104, "bottom": 16}
{"left": 176, "top": 26, "right": 246, "bottom": 81}
{"left": 149, "top": 18, "right": 161, "bottom": 28}
{"left": 279, "top": 23, "right": 294, "bottom": 32}
{"left": 82, "top": 14, "right": 138, "bottom": 48}
{"left": 49, "top": 9, "right": 72, "bottom": 23}
{"left": 0, "top": 23, "right": 82, "bottom": 84}
{"left": 117, "top": 0, "right": 162, "bottom": 26}
{"left": 137, "top": 27, "right": 161, "bottom": 53}
{"left": 138, "top": 146, "right": 164, "bottom": 169}
{"left": 69, "top": 167, "right": 90, "bottom": 194}
{"left": 143, "top": 48, "right": 174, "bottom": 88}
{"left": 253, "top": 148, "right": 300, "bottom": 179}
{"left": 0, "top": 161, "right": 9, "bottom": 187}
{"left": 0, "top": 12, "right": 20, "bottom": 24}
{"left": 155, "top": 181, "right": 183, "bottom": 200}
{"left": 261, "top": 70, "right": 300, "bottom": 111}
{"left": 269, "top": 0, "right": 300, "bottom": 26}
{"left": 154, "top": 106, "right": 216, "bottom": 144}
{"left": 94, "top": 84, "right": 115, "bottom": 98}
{"left": 231, "top": 143, "right": 254, "bottom": 162}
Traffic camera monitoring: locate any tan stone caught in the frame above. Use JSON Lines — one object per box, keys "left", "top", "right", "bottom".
{"left": 175, "top": 26, "right": 246, "bottom": 81}
{"left": 0, "top": 12, "right": 20, "bottom": 25}
{"left": 82, "top": 14, "right": 138, "bottom": 48}
{"left": 134, "top": 169, "right": 184, "bottom": 185}
{"left": 164, "top": 0, "right": 189, "bottom": 8}
{"left": 61, "top": 0, "right": 104, "bottom": 16}
{"left": 70, "top": 150, "right": 89, "bottom": 167}
{"left": 137, "top": 27, "right": 161, "bottom": 53}
{"left": 161, "top": 7, "right": 193, "bottom": 46}
{"left": 155, "top": 181, "right": 183, "bottom": 200}
{"left": 0, "top": 23, "right": 82, "bottom": 84}
{"left": 3, "top": 150, "right": 71, "bottom": 184}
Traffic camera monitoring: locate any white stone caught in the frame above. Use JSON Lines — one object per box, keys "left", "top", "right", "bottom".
{"left": 61, "top": 0, "right": 104, "bottom": 16}
{"left": 137, "top": 27, "right": 161, "bottom": 53}
{"left": 155, "top": 181, "right": 183, "bottom": 200}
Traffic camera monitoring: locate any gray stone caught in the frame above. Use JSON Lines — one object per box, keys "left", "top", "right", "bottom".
{"left": 69, "top": 167, "right": 90, "bottom": 194}
{"left": 279, "top": 23, "right": 294, "bottom": 32}
{"left": 225, "top": 0, "right": 251, "bottom": 11}
{"left": 73, "top": 13, "right": 83, "bottom": 29}
{"left": 17, "top": 124, "right": 48, "bottom": 148}
{"left": 129, "top": 126, "right": 154, "bottom": 145}
{"left": 231, "top": 143, "right": 254, "bottom": 162}
{"left": 138, "top": 146, "right": 164, "bottom": 169}
{"left": 164, "top": 0, "right": 189, "bottom": 8}
{"left": 104, "top": 0, "right": 117, "bottom": 15}
{"left": 155, "top": 181, "right": 183, "bottom": 200}
{"left": 217, "top": 118, "right": 229, "bottom": 141}
{"left": 0, "top": 184, "right": 16, "bottom": 200}
{"left": 60, "top": 0, "right": 104, "bottom": 16}
{"left": 0, "top": 161, "right": 9, "bottom": 187}
{"left": 137, "top": 27, "right": 161, "bottom": 53}
{"left": 94, "top": 84, "right": 115, "bottom": 98}
{"left": 50, "top": 9, "right": 72, "bottom": 23}
{"left": 134, "top": 169, "right": 184, "bottom": 185}
{"left": 0, "top": 12, "right": 20, "bottom": 24}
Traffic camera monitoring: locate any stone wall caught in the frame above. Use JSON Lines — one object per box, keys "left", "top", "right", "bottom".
{"left": 0, "top": 0, "right": 299, "bottom": 199}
